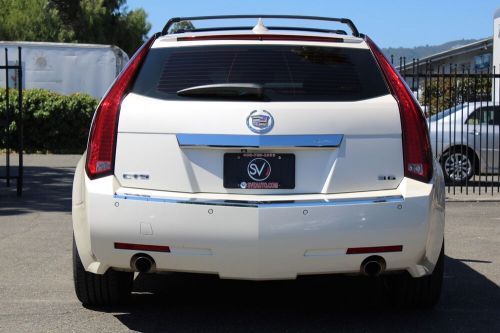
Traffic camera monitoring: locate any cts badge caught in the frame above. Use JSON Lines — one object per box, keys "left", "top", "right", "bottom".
{"left": 123, "top": 173, "right": 150, "bottom": 180}
{"left": 246, "top": 110, "right": 274, "bottom": 133}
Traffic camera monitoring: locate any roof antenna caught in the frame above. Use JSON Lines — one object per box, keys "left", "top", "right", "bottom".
{"left": 252, "top": 18, "right": 269, "bottom": 34}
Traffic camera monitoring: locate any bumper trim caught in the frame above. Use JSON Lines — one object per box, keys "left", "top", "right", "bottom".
{"left": 113, "top": 193, "right": 404, "bottom": 208}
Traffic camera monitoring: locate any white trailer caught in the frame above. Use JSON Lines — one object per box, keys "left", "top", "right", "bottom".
{"left": 0, "top": 41, "right": 129, "bottom": 98}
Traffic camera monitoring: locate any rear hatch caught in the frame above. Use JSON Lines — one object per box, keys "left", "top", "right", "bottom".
{"left": 114, "top": 41, "right": 403, "bottom": 194}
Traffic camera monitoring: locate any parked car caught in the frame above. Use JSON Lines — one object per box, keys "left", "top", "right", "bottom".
{"left": 428, "top": 102, "right": 500, "bottom": 183}
{"left": 72, "top": 15, "right": 445, "bottom": 308}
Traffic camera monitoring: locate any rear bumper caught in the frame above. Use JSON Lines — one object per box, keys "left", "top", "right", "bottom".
{"left": 72, "top": 158, "right": 445, "bottom": 280}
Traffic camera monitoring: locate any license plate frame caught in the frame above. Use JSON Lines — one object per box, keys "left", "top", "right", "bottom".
{"left": 223, "top": 153, "right": 295, "bottom": 189}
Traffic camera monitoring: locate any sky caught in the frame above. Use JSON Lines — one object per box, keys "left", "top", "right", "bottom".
{"left": 126, "top": 0, "right": 498, "bottom": 48}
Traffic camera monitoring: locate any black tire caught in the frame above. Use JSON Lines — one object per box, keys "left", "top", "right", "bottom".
{"left": 73, "top": 237, "right": 133, "bottom": 306}
{"left": 384, "top": 242, "right": 444, "bottom": 308}
{"left": 441, "top": 148, "right": 476, "bottom": 184}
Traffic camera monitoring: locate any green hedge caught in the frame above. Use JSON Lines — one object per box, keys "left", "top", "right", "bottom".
{"left": 0, "top": 89, "right": 98, "bottom": 153}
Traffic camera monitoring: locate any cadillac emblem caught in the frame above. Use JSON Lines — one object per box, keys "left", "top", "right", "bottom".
{"left": 246, "top": 110, "right": 274, "bottom": 133}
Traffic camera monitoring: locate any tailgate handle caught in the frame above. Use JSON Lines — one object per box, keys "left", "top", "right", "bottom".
{"left": 176, "top": 134, "right": 343, "bottom": 148}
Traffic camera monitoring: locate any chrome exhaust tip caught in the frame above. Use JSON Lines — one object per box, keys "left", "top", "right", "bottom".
{"left": 361, "top": 256, "right": 386, "bottom": 277}
{"left": 131, "top": 253, "right": 155, "bottom": 273}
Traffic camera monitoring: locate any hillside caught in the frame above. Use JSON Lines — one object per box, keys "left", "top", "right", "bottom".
{"left": 382, "top": 38, "right": 482, "bottom": 63}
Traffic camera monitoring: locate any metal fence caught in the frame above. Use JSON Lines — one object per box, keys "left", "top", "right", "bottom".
{"left": 396, "top": 57, "right": 500, "bottom": 195}
{"left": 1, "top": 47, "right": 23, "bottom": 196}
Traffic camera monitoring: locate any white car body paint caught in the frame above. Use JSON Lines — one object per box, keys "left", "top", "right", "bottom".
{"left": 73, "top": 34, "right": 445, "bottom": 280}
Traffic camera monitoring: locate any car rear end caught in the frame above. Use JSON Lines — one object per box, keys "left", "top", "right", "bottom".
{"left": 72, "top": 16, "right": 445, "bottom": 306}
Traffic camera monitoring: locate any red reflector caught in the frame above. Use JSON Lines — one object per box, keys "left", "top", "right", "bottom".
{"left": 346, "top": 245, "right": 403, "bottom": 255}
{"left": 177, "top": 34, "right": 344, "bottom": 43}
{"left": 114, "top": 242, "right": 170, "bottom": 253}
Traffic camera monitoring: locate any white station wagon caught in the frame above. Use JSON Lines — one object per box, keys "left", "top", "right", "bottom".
{"left": 72, "top": 15, "right": 445, "bottom": 307}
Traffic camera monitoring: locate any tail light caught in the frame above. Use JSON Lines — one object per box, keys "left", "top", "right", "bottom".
{"left": 85, "top": 34, "right": 158, "bottom": 179}
{"left": 366, "top": 36, "right": 433, "bottom": 183}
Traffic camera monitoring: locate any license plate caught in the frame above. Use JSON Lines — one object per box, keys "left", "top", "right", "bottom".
{"left": 223, "top": 153, "right": 295, "bottom": 189}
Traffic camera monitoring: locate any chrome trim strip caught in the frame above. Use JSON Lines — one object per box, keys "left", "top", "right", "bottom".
{"left": 113, "top": 194, "right": 403, "bottom": 208}
{"left": 176, "top": 134, "right": 343, "bottom": 148}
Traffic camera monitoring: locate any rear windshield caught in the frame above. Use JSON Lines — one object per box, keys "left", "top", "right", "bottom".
{"left": 132, "top": 44, "right": 389, "bottom": 102}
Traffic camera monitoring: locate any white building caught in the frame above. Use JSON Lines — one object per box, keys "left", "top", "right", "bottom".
{"left": 398, "top": 37, "right": 493, "bottom": 75}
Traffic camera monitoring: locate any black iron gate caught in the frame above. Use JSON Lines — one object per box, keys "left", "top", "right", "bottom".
{"left": 396, "top": 57, "right": 500, "bottom": 195}
{"left": 1, "top": 47, "right": 23, "bottom": 196}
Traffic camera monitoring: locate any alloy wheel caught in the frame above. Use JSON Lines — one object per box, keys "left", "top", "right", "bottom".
{"left": 444, "top": 152, "right": 473, "bottom": 182}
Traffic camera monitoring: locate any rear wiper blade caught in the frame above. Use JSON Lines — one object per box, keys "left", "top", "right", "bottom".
{"left": 177, "top": 83, "right": 264, "bottom": 99}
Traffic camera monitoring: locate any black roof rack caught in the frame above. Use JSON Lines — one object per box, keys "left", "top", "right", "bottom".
{"left": 161, "top": 15, "right": 360, "bottom": 37}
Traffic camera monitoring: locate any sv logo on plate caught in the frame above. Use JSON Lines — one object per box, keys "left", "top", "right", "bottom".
{"left": 247, "top": 158, "right": 272, "bottom": 181}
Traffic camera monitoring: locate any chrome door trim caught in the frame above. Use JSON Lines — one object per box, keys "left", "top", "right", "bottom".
{"left": 176, "top": 134, "right": 343, "bottom": 148}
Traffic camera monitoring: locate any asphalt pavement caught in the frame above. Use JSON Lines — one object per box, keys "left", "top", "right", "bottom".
{"left": 0, "top": 154, "right": 499, "bottom": 333}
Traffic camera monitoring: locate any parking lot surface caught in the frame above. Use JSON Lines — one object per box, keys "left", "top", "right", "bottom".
{"left": 0, "top": 155, "right": 499, "bottom": 333}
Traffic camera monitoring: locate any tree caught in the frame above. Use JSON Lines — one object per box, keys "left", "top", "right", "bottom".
{"left": 421, "top": 76, "right": 491, "bottom": 115}
{"left": 49, "top": 0, "right": 151, "bottom": 55}
{"left": 0, "top": 0, "right": 151, "bottom": 55}
{"left": 170, "top": 21, "right": 195, "bottom": 33}
{"left": 0, "top": 0, "right": 68, "bottom": 42}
